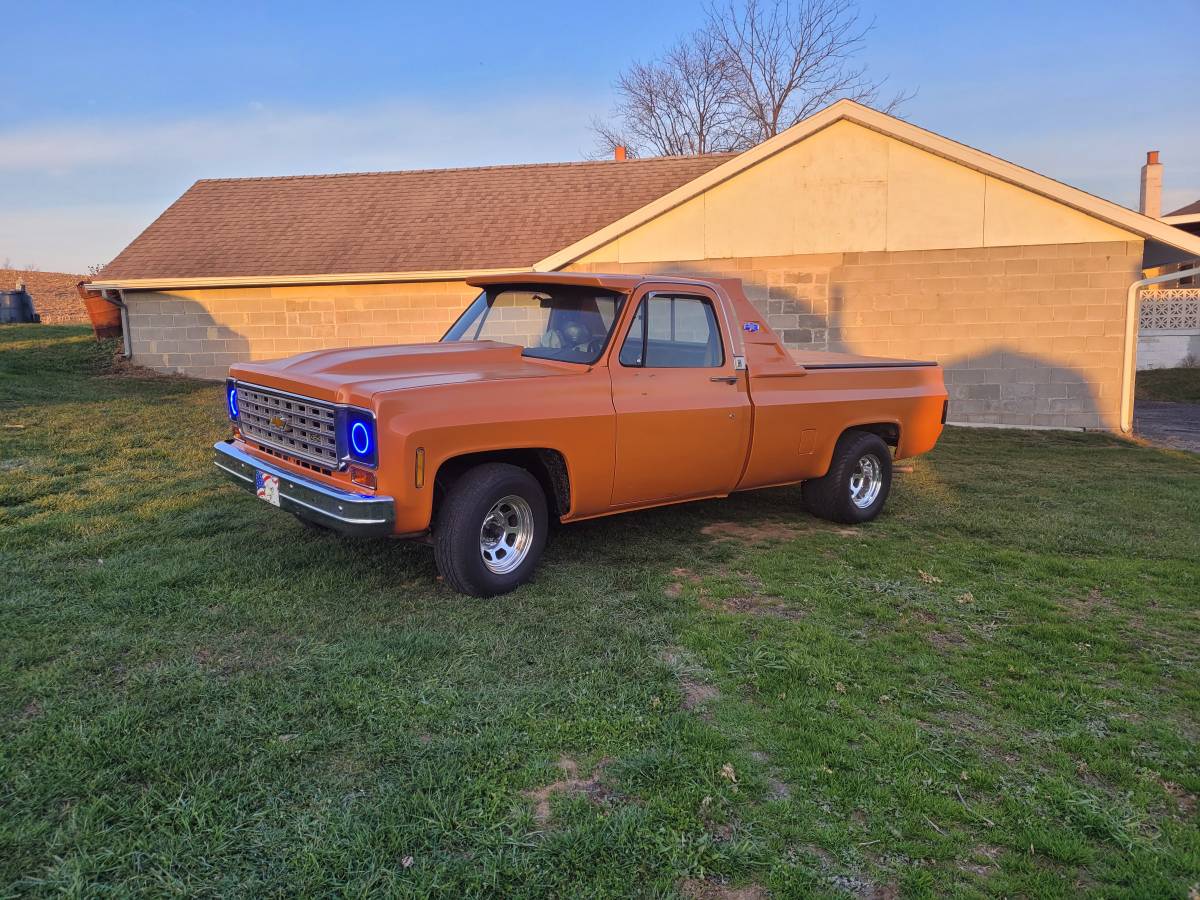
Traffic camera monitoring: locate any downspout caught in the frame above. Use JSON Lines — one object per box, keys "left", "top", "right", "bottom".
{"left": 1121, "top": 264, "right": 1200, "bottom": 433}
{"left": 104, "top": 289, "right": 132, "bottom": 358}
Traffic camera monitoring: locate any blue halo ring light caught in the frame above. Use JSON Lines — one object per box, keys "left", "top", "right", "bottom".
{"left": 226, "top": 380, "right": 239, "bottom": 420}
{"left": 341, "top": 409, "right": 378, "bottom": 467}
{"left": 350, "top": 420, "right": 371, "bottom": 456}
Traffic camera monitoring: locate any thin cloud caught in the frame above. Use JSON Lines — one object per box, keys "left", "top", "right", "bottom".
{"left": 0, "top": 96, "right": 602, "bottom": 271}
{"left": 0, "top": 97, "right": 598, "bottom": 175}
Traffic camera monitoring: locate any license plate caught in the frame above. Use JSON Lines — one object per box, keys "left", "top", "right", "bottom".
{"left": 255, "top": 471, "right": 280, "bottom": 506}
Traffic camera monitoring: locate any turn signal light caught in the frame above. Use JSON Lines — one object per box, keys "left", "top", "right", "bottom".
{"left": 415, "top": 447, "right": 425, "bottom": 489}
{"left": 350, "top": 466, "right": 376, "bottom": 489}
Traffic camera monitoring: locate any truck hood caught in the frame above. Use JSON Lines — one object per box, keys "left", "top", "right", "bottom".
{"left": 228, "top": 341, "right": 578, "bottom": 406}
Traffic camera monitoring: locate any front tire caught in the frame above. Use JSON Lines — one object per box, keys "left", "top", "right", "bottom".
{"left": 433, "top": 463, "right": 548, "bottom": 597}
{"left": 802, "top": 431, "right": 893, "bottom": 524}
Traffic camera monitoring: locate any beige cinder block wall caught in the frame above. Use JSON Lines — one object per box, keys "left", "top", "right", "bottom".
{"left": 125, "top": 280, "right": 479, "bottom": 380}
{"left": 565, "top": 117, "right": 1147, "bottom": 430}
{"left": 570, "top": 239, "right": 1142, "bottom": 430}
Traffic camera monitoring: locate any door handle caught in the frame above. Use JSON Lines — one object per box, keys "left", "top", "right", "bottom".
{"left": 710, "top": 375, "right": 738, "bottom": 384}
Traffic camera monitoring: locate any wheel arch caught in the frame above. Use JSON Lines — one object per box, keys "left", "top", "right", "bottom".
{"left": 432, "top": 447, "right": 571, "bottom": 521}
{"left": 841, "top": 421, "right": 900, "bottom": 448}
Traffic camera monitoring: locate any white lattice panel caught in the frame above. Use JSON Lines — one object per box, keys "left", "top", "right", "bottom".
{"left": 1140, "top": 288, "right": 1200, "bottom": 331}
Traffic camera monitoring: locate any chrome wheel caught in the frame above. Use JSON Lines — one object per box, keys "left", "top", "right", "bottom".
{"left": 849, "top": 453, "right": 883, "bottom": 509}
{"left": 479, "top": 494, "right": 535, "bottom": 575}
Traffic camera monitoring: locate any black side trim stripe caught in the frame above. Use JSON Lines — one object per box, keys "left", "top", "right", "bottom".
{"left": 801, "top": 360, "right": 938, "bottom": 370}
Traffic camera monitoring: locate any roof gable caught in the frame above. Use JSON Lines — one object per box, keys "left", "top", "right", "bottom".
{"left": 571, "top": 119, "right": 1139, "bottom": 266}
{"left": 96, "top": 155, "right": 733, "bottom": 285}
{"left": 536, "top": 100, "right": 1200, "bottom": 270}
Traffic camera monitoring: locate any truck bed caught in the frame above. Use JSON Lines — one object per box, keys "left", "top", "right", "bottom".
{"left": 787, "top": 349, "right": 938, "bottom": 370}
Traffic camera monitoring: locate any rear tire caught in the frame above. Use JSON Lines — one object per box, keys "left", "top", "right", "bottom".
{"left": 433, "top": 463, "right": 548, "bottom": 597}
{"left": 802, "top": 431, "right": 892, "bottom": 524}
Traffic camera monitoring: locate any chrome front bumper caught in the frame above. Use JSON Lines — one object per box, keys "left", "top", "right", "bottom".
{"left": 212, "top": 440, "right": 395, "bottom": 537}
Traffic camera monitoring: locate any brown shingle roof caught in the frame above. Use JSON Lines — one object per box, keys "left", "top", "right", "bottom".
{"left": 1166, "top": 199, "right": 1200, "bottom": 217}
{"left": 99, "top": 155, "right": 735, "bottom": 281}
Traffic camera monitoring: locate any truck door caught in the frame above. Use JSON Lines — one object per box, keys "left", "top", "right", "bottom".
{"left": 608, "top": 289, "right": 752, "bottom": 506}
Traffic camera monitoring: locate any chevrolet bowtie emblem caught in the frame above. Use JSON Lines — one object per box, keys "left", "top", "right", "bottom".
{"left": 270, "top": 414, "right": 289, "bottom": 430}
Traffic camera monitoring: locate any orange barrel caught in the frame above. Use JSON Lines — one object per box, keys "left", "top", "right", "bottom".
{"left": 77, "top": 281, "right": 122, "bottom": 340}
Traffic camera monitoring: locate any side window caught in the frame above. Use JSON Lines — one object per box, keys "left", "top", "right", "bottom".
{"left": 618, "top": 302, "right": 645, "bottom": 366}
{"left": 619, "top": 294, "right": 724, "bottom": 368}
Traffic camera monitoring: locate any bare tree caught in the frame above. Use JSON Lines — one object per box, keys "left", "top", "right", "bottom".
{"left": 592, "top": 31, "right": 747, "bottom": 158}
{"left": 592, "top": 0, "right": 909, "bottom": 157}
{"left": 707, "top": 0, "right": 909, "bottom": 143}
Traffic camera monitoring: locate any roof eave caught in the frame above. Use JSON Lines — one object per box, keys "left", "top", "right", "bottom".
{"left": 1162, "top": 213, "right": 1200, "bottom": 226}
{"left": 88, "top": 267, "right": 534, "bottom": 292}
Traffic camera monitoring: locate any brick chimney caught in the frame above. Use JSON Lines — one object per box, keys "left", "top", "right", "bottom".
{"left": 613, "top": 145, "right": 627, "bottom": 161}
{"left": 1139, "top": 150, "right": 1162, "bottom": 218}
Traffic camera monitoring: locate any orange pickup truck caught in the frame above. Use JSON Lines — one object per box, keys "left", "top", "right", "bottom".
{"left": 215, "top": 273, "right": 947, "bottom": 596}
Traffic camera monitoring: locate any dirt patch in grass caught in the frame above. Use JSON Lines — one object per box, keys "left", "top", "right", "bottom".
{"left": 709, "top": 594, "right": 806, "bottom": 620}
{"left": 524, "top": 756, "right": 613, "bottom": 824}
{"left": 19, "top": 700, "right": 44, "bottom": 720}
{"left": 681, "top": 678, "right": 720, "bottom": 713}
{"left": 702, "top": 520, "right": 805, "bottom": 543}
{"left": 903, "top": 608, "right": 937, "bottom": 625}
{"left": 927, "top": 628, "right": 968, "bottom": 652}
{"left": 679, "top": 878, "right": 768, "bottom": 900}
{"left": 695, "top": 569, "right": 806, "bottom": 620}
{"left": 746, "top": 749, "right": 793, "bottom": 800}
{"left": 919, "top": 708, "right": 1007, "bottom": 761}
{"left": 766, "top": 776, "right": 791, "bottom": 799}
{"left": 665, "top": 567, "right": 701, "bottom": 598}
{"left": 826, "top": 871, "right": 896, "bottom": 898}
{"left": 660, "top": 645, "right": 721, "bottom": 718}
{"left": 792, "top": 843, "right": 835, "bottom": 866}
{"left": 787, "top": 846, "right": 899, "bottom": 898}
{"left": 102, "top": 351, "right": 191, "bottom": 381}
{"left": 958, "top": 843, "right": 1003, "bottom": 877}
{"left": 1149, "top": 773, "right": 1198, "bottom": 818}
{"left": 701, "top": 520, "right": 861, "bottom": 544}
{"left": 1061, "top": 587, "right": 1118, "bottom": 618}
{"left": 193, "top": 640, "right": 283, "bottom": 677}
{"left": 866, "top": 885, "right": 900, "bottom": 900}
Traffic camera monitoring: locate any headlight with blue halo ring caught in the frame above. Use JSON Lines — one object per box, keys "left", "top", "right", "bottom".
{"left": 226, "top": 379, "right": 239, "bottom": 420}
{"left": 338, "top": 407, "right": 378, "bottom": 467}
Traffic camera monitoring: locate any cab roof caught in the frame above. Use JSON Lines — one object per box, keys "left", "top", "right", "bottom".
{"left": 465, "top": 271, "right": 726, "bottom": 293}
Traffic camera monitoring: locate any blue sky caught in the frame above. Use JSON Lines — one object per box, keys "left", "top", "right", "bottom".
{"left": 3, "top": 0, "right": 1198, "bottom": 273}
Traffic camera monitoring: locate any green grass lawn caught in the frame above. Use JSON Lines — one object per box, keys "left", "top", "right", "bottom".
{"left": 1136, "top": 366, "right": 1200, "bottom": 404}
{"left": 2, "top": 326, "right": 1198, "bottom": 898}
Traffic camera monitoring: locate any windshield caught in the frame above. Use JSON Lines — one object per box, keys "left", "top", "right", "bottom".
{"left": 442, "top": 285, "right": 626, "bottom": 364}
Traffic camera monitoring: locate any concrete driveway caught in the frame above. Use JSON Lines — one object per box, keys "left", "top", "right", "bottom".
{"left": 1134, "top": 401, "right": 1200, "bottom": 452}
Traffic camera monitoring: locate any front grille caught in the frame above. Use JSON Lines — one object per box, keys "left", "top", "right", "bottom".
{"left": 253, "top": 443, "right": 335, "bottom": 477}
{"left": 236, "top": 383, "right": 339, "bottom": 468}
